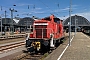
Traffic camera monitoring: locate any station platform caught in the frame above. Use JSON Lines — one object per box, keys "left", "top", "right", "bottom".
{"left": 60, "top": 32, "right": 90, "bottom": 60}
{"left": 44, "top": 32, "right": 90, "bottom": 60}
{"left": 0, "top": 32, "right": 28, "bottom": 40}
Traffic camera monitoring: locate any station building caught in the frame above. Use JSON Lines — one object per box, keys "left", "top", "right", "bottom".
{"left": 0, "top": 17, "right": 34, "bottom": 33}
{"left": 63, "top": 15, "right": 90, "bottom": 32}
{"left": 0, "top": 15, "right": 90, "bottom": 33}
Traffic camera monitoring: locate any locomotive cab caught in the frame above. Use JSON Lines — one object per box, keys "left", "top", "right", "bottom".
{"left": 26, "top": 15, "right": 64, "bottom": 52}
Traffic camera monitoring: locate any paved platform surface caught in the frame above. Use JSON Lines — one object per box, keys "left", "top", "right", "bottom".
{"left": 44, "top": 32, "right": 75, "bottom": 60}
{"left": 60, "top": 32, "right": 90, "bottom": 60}
{"left": 44, "top": 32, "right": 90, "bottom": 60}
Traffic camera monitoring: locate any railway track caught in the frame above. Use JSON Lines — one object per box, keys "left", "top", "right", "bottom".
{"left": 0, "top": 41, "right": 25, "bottom": 54}
{"left": 0, "top": 36, "right": 68, "bottom": 60}
{"left": 12, "top": 36, "right": 69, "bottom": 60}
{"left": 13, "top": 53, "right": 43, "bottom": 60}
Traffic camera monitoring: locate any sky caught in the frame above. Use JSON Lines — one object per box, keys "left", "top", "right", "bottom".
{"left": 0, "top": 0, "right": 90, "bottom": 22}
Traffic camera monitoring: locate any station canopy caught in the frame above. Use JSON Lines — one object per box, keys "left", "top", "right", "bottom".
{"left": 63, "top": 15, "right": 90, "bottom": 26}
{"left": 18, "top": 17, "right": 34, "bottom": 26}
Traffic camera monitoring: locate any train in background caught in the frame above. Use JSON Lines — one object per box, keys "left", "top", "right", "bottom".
{"left": 82, "top": 29, "right": 90, "bottom": 36}
{"left": 26, "top": 15, "right": 64, "bottom": 53}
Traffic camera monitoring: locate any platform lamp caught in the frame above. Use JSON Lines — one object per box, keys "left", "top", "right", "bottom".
{"left": 9, "top": 6, "right": 17, "bottom": 34}
{"left": 75, "top": 15, "right": 77, "bottom": 35}
{"left": 69, "top": 0, "right": 72, "bottom": 46}
{"left": 0, "top": 6, "right": 2, "bottom": 35}
{"left": 0, "top": 16, "right": 2, "bottom": 36}
{"left": 4, "top": 10, "right": 7, "bottom": 33}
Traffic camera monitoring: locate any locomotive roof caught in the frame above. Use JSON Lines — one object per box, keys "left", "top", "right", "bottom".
{"left": 44, "top": 16, "right": 61, "bottom": 21}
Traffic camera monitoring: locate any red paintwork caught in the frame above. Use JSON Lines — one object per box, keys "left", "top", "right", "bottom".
{"left": 30, "top": 15, "right": 64, "bottom": 39}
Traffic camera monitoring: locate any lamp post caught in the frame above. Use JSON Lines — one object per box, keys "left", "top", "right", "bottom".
{"left": 9, "top": 8, "right": 17, "bottom": 34}
{"left": 5, "top": 10, "right": 7, "bottom": 33}
{"left": 24, "top": 20, "right": 28, "bottom": 32}
{"left": 0, "top": 16, "right": 2, "bottom": 35}
{"left": 10, "top": 8, "right": 14, "bottom": 34}
{"left": 0, "top": 6, "right": 2, "bottom": 35}
{"left": 69, "top": 0, "right": 72, "bottom": 46}
{"left": 75, "top": 15, "right": 77, "bottom": 35}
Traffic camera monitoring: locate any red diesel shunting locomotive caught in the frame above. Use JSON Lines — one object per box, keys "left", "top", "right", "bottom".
{"left": 26, "top": 15, "right": 64, "bottom": 53}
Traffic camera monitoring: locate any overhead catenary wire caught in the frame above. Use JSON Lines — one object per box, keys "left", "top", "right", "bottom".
{"left": 0, "top": 1, "right": 63, "bottom": 18}
{"left": 56, "top": 0, "right": 60, "bottom": 8}
{"left": 38, "top": 0, "right": 59, "bottom": 16}
{"left": 1, "top": 6, "right": 2, "bottom": 11}
{"left": 28, "top": 5, "right": 30, "bottom": 9}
